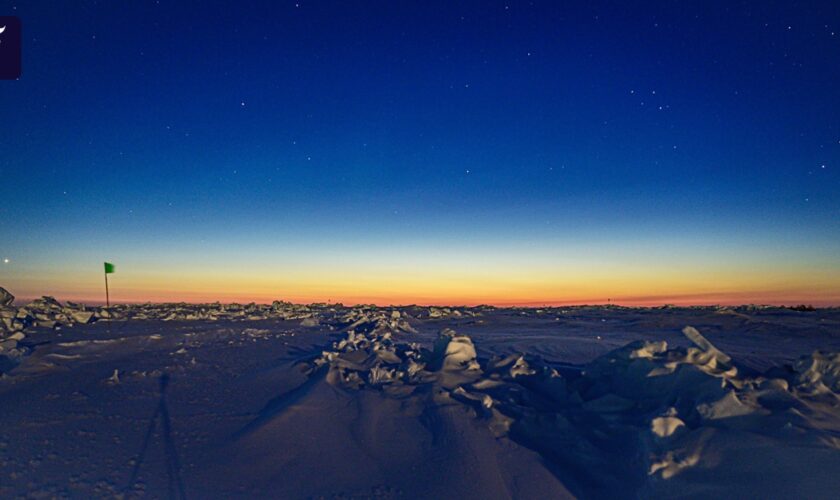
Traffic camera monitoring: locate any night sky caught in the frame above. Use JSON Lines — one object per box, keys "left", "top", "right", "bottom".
{"left": 2, "top": 1, "right": 839, "bottom": 305}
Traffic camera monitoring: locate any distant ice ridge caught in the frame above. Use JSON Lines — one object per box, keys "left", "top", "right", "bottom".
{"left": 0, "top": 289, "right": 461, "bottom": 374}
{"left": 0, "top": 293, "right": 477, "bottom": 332}
{"left": 305, "top": 323, "right": 840, "bottom": 497}
{"left": 1, "top": 292, "right": 103, "bottom": 373}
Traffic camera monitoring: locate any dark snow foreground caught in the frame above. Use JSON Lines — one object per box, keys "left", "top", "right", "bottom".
{"left": 2, "top": 288, "right": 840, "bottom": 498}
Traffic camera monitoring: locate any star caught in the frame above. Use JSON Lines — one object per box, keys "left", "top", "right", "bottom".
{"left": 3, "top": 258, "right": 9, "bottom": 264}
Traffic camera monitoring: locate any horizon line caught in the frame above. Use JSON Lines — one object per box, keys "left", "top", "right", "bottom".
{"left": 11, "top": 295, "right": 839, "bottom": 309}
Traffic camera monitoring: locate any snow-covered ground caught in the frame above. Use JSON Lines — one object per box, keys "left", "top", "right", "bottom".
{"left": 2, "top": 294, "right": 840, "bottom": 498}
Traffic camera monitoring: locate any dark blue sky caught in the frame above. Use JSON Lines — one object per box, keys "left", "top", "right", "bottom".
{"left": 2, "top": 1, "right": 840, "bottom": 304}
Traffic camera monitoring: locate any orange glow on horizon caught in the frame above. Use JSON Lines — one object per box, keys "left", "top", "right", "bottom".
{"left": 5, "top": 254, "right": 840, "bottom": 308}
{"left": 11, "top": 289, "right": 840, "bottom": 308}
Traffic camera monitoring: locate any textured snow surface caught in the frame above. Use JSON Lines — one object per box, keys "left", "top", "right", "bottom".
{"left": 2, "top": 299, "right": 840, "bottom": 498}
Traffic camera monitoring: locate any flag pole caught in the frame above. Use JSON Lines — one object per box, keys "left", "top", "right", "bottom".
{"left": 103, "top": 262, "right": 115, "bottom": 308}
{"left": 105, "top": 267, "right": 110, "bottom": 308}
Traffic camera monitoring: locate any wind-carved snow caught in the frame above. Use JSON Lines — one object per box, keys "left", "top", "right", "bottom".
{"left": 302, "top": 318, "right": 840, "bottom": 496}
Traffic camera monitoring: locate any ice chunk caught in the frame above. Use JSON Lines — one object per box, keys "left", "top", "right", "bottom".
{"left": 793, "top": 351, "right": 840, "bottom": 393}
{"left": 0, "top": 286, "right": 14, "bottom": 306}
{"left": 651, "top": 416, "right": 685, "bottom": 438}
{"left": 682, "top": 326, "right": 731, "bottom": 365}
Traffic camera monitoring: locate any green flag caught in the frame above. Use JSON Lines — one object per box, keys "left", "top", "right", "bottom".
{"left": 104, "top": 262, "right": 115, "bottom": 274}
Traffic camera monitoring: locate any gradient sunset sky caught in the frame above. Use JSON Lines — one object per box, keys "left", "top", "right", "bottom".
{"left": 2, "top": 1, "right": 840, "bottom": 306}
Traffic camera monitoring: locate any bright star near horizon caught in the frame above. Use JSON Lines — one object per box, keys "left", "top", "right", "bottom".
{"left": 3, "top": 258, "right": 9, "bottom": 264}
